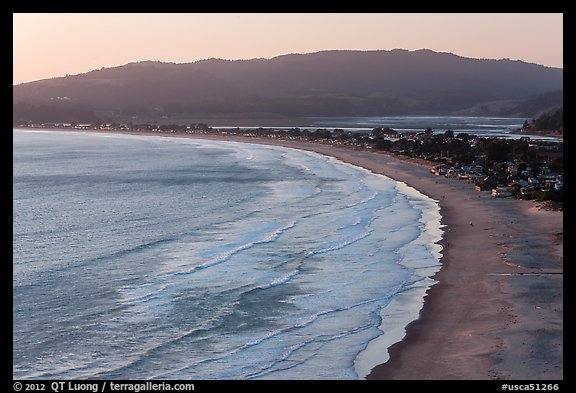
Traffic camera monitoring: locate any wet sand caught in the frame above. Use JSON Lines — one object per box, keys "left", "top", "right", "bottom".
{"left": 189, "top": 135, "right": 563, "bottom": 380}
{"left": 21, "top": 129, "right": 563, "bottom": 380}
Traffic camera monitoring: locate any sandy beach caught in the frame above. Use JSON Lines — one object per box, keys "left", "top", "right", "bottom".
{"left": 19, "top": 129, "right": 563, "bottom": 380}
{"left": 182, "top": 134, "right": 563, "bottom": 380}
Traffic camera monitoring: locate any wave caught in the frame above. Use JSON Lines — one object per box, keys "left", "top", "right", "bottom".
{"left": 14, "top": 132, "right": 445, "bottom": 380}
{"left": 115, "top": 221, "right": 301, "bottom": 324}
{"left": 306, "top": 228, "right": 374, "bottom": 257}
{"left": 243, "top": 319, "right": 376, "bottom": 380}
{"left": 88, "top": 237, "right": 177, "bottom": 264}
{"left": 337, "top": 216, "right": 362, "bottom": 231}
{"left": 117, "top": 283, "right": 172, "bottom": 304}
{"left": 254, "top": 269, "right": 300, "bottom": 290}
{"left": 239, "top": 339, "right": 318, "bottom": 379}
{"left": 176, "top": 221, "right": 296, "bottom": 275}
{"left": 236, "top": 293, "right": 397, "bottom": 379}
{"left": 238, "top": 294, "right": 387, "bottom": 352}
{"left": 345, "top": 191, "right": 378, "bottom": 208}
{"left": 146, "top": 292, "right": 393, "bottom": 379}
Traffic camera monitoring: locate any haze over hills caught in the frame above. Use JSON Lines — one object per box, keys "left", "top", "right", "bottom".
{"left": 13, "top": 49, "right": 563, "bottom": 124}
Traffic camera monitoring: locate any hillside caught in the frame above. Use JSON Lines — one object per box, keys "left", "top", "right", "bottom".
{"left": 452, "top": 89, "right": 563, "bottom": 118}
{"left": 527, "top": 106, "right": 563, "bottom": 134}
{"left": 13, "top": 49, "right": 563, "bottom": 123}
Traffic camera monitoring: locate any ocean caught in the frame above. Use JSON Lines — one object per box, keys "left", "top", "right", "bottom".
{"left": 13, "top": 129, "right": 443, "bottom": 380}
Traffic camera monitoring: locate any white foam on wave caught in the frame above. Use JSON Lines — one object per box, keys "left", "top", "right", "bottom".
{"left": 117, "top": 283, "right": 171, "bottom": 304}
{"left": 255, "top": 269, "right": 300, "bottom": 290}
{"left": 177, "top": 221, "right": 297, "bottom": 275}
{"left": 306, "top": 227, "right": 374, "bottom": 257}
{"left": 212, "top": 143, "right": 445, "bottom": 380}
{"left": 345, "top": 191, "right": 378, "bottom": 208}
{"left": 14, "top": 133, "right": 448, "bottom": 380}
{"left": 395, "top": 181, "right": 444, "bottom": 263}
{"left": 353, "top": 180, "right": 444, "bottom": 379}
{"left": 353, "top": 276, "right": 435, "bottom": 378}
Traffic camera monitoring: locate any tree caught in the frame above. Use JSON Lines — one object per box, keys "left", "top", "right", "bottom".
{"left": 371, "top": 127, "right": 383, "bottom": 137}
{"left": 374, "top": 138, "right": 392, "bottom": 150}
{"left": 195, "top": 123, "right": 210, "bottom": 131}
{"left": 534, "top": 107, "right": 563, "bottom": 131}
{"left": 522, "top": 119, "right": 530, "bottom": 129}
{"left": 476, "top": 138, "right": 512, "bottom": 163}
{"left": 517, "top": 162, "right": 528, "bottom": 173}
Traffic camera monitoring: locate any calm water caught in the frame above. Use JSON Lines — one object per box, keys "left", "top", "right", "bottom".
{"left": 307, "top": 115, "right": 527, "bottom": 134}
{"left": 13, "top": 129, "right": 442, "bottom": 379}
{"left": 217, "top": 115, "right": 561, "bottom": 141}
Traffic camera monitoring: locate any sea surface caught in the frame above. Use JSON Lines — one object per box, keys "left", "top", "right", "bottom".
{"left": 13, "top": 129, "right": 443, "bottom": 380}
{"left": 216, "top": 115, "right": 561, "bottom": 141}
{"left": 306, "top": 115, "right": 528, "bottom": 135}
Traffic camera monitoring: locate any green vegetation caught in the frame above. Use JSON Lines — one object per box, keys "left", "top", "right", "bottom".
{"left": 534, "top": 107, "right": 563, "bottom": 132}
{"left": 523, "top": 107, "right": 563, "bottom": 134}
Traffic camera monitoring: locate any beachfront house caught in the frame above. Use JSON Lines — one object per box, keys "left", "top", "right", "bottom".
{"left": 431, "top": 165, "right": 448, "bottom": 176}
{"left": 445, "top": 169, "right": 458, "bottom": 178}
{"left": 511, "top": 179, "right": 530, "bottom": 189}
{"left": 505, "top": 162, "right": 518, "bottom": 175}
{"left": 491, "top": 186, "right": 513, "bottom": 198}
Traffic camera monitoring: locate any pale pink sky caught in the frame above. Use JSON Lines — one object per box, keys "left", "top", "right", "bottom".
{"left": 13, "top": 13, "right": 563, "bottom": 85}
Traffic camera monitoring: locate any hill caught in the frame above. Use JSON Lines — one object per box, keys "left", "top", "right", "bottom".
{"left": 13, "top": 49, "right": 563, "bottom": 123}
{"left": 452, "top": 89, "right": 563, "bottom": 118}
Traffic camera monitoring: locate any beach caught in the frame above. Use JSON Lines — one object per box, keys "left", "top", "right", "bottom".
{"left": 181, "top": 134, "right": 564, "bottom": 380}
{"left": 18, "top": 129, "right": 563, "bottom": 380}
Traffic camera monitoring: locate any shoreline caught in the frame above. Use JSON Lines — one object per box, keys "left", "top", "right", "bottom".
{"left": 222, "top": 134, "right": 563, "bottom": 380}
{"left": 14, "top": 128, "right": 563, "bottom": 380}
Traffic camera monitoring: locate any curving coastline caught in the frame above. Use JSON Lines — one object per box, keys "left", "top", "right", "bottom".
{"left": 176, "top": 134, "right": 564, "bottom": 380}
{"left": 17, "top": 129, "right": 563, "bottom": 379}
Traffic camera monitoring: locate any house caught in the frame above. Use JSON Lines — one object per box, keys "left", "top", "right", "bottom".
{"left": 511, "top": 179, "right": 529, "bottom": 188}
{"left": 445, "top": 169, "right": 458, "bottom": 178}
{"left": 506, "top": 163, "right": 518, "bottom": 175}
{"left": 467, "top": 172, "right": 485, "bottom": 181}
{"left": 492, "top": 186, "right": 513, "bottom": 198}
{"left": 431, "top": 165, "right": 448, "bottom": 176}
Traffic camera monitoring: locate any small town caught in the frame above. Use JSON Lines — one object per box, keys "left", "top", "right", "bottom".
{"left": 14, "top": 12, "right": 566, "bottom": 383}
{"left": 17, "top": 120, "right": 563, "bottom": 208}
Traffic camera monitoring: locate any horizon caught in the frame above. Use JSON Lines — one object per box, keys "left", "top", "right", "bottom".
{"left": 13, "top": 13, "right": 563, "bottom": 85}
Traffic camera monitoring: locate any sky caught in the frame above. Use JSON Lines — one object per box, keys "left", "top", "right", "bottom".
{"left": 13, "top": 13, "right": 563, "bottom": 85}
